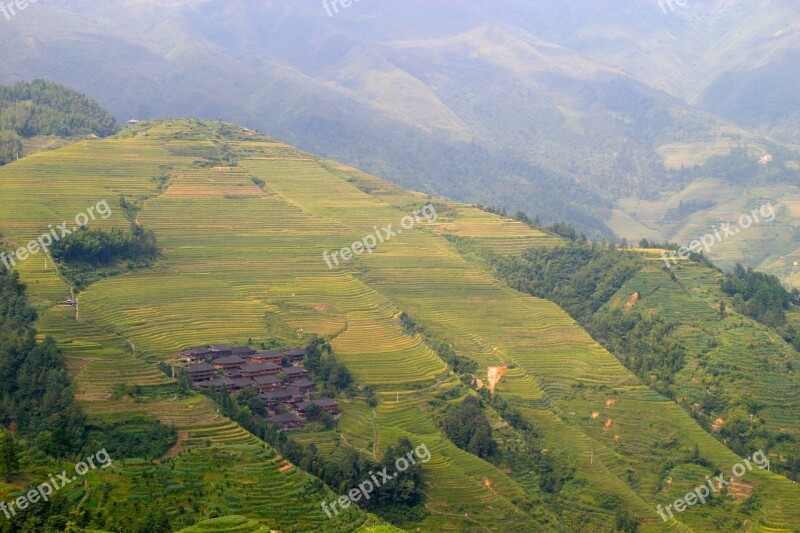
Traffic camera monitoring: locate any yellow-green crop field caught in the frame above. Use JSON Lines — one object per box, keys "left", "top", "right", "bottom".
{"left": 1, "top": 119, "right": 799, "bottom": 531}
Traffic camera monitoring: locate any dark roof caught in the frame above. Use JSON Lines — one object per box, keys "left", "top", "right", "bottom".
{"left": 260, "top": 390, "right": 294, "bottom": 400}
{"left": 268, "top": 413, "right": 302, "bottom": 424}
{"left": 214, "top": 355, "right": 245, "bottom": 366}
{"left": 231, "top": 346, "right": 256, "bottom": 355}
{"left": 283, "top": 366, "right": 308, "bottom": 375}
{"left": 284, "top": 348, "right": 306, "bottom": 357}
{"left": 209, "top": 377, "right": 234, "bottom": 387}
{"left": 230, "top": 378, "right": 254, "bottom": 388}
{"left": 286, "top": 387, "right": 304, "bottom": 398}
{"left": 209, "top": 344, "right": 232, "bottom": 352}
{"left": 293, "top": 378, "right": 315, "bottom": 388}
{"left": 252, "top": 375, "right": 281, "bottom": 385}
{"left": 241, "top": 362, "right": 281, "bottom": 373}
{"left": 181, "top": 347, "right": 211, "bottom": 356}
{"left": 186, "top": 363, "right": 215, "bottom": 373}
{"left": 228, "top": 370, "right": 242, "bottom": 378}
{"left": 314, "top": 398, "right": 339, "bottom": 407}
{"left": 253, "top": 350, "right": 284, "bottom": 359}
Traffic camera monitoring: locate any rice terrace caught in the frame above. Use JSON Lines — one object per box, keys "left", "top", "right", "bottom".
{"left": 1, "top": 116, "right": 799, "bottom": 531}
{"left": 2, "top": 5, "right": 800, "bottom": 529}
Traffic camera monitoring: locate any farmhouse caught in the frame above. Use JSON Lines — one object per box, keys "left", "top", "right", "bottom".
{"left": 197, "top": 377, "right": 234, "bottom": 391}
{"left": 268, "top": 413, "right": 304, "bottom": 430}
{"left": 312, "top": 398, "right": 340, "bottom": 414}
{"left": 186, "top": 363, "right": 215, "bottom": 382}
{"left": 179, "top": 346, "right": 212, "bottom": 363}
{"left": 285, "top": 387, "right": 305, "bottom": 402}
{"left": 209, "top": 344, "right": 233, "bottom": 358}
{"left": 283, "top": 366, "right": 309, "bottom": 381}
{"left": 260, "top": 389, "right": 296, "bottom": 407}
{"left": 230, "top": 378, "right": 255, "bottom": 390}
{"left": 240, "top": 362, "right": 282, "bottom": 378}
{"left": 250, "top": 350, "right": 284, "bottom": 364}
{"left": 292, "top": 378, "right": 315, "bottom": 394}
{"left": 185, "top": 343, "right": 338, "bottom": 430}
{"left": 231, "top": 345, "right": 257, "bottom": 357}
{"left": 297, "top": 398, "right": 340, "bottom": 415}
{"left": 212, "top": 355, "right": 246, "bottom": 371}
{"left": 252, "top": 375, "right": 282, "bottom": 393}
{"left": 284, "top": 348, "right": 306, "bottom": 363}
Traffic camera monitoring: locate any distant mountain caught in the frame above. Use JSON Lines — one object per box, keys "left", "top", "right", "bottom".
{"left": 0, "top": 0, "right": 797, "bottom": 242}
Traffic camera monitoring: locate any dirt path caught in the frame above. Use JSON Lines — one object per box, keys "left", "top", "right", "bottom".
{"left": 370, "top": 408, "right": 379, "bottom": 459}
{"left": 487, "top": 366, "right": 507, "bottom": 394}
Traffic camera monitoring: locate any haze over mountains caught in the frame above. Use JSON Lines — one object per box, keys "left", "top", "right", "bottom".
{"left": 1, "top": 0, "right": 799, "bottom": 258}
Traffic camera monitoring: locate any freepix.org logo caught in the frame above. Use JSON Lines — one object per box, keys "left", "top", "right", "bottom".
{"left": 1, "top": 0, "right": 56, "bottom": 21}
{"left": 0, "top": 199, "right": 112, "bottom": 271}
{"left": 323, "top": 204, "right": 438, "bottom": 269}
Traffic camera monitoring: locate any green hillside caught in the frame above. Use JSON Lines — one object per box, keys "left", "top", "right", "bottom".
{"left": 1, "top": 119, "right": 800, "bottom": 531}
{"left": 0, "top": 80, "right": 119, "bottom": 165}
{"left": 606, "top": 261, "right": 800, "bottom": 466}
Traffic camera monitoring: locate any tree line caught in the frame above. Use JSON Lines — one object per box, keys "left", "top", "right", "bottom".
{"left": 0, "top": 79, "right": 120, "bottom": 165}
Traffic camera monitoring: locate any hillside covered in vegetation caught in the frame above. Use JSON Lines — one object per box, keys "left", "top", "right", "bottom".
{"left": 1, "top": 119, "right": 799, "bottom": 531}
{"left": 451, "top": 230, "right": 800, "bottom": 484}
{"left": 0, "top": 80, "right": 119, "bottom": 165}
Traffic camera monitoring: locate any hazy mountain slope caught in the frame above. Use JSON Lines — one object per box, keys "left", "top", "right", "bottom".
{"left": 1, "top": 0, "right": 797, "bottom": 251}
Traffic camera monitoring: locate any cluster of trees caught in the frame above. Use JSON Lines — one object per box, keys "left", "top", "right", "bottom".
{"left": 0, "top": 80, "right": 120, "bottom": 137}
{"left": 304, "top": 337, "right": 353, "bottom": 392}
{"left": 0, "top": 80, "right": 119, "bottom": 165}
{"left": 86, "top": 417, "right": 177, "bottom": 461}
{"left": 298, "top": 438, "right": 425, "bottom": 515}
{"left": 496, "top": 242, "right": 643, "bottom": 322}
{"left": 721, "top": 263, "right": 800, "bottom": 347}
{"left": 590, "top": 309, "right": 687, "bottom": 389}
{"left": 50, "top": 225, "right": 159, "bottom": 289}
{"left": 51, "top": 225, "right": 158, "bottom": 267}
{"left": 0, "top": 130, "right": 22, "bottom": 166}
{"left": 442, "top": 396, "right": 496, "bottom": 459}
{"left": 0, "top": 268, "right": 87, "bottom": 458}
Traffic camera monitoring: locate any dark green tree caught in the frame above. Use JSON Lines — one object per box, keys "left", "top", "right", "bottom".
{"left": 0, "top": 430, "right": 20, "bottom": 481}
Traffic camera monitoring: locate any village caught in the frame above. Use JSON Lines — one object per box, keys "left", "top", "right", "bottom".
{"left": 179, "top": 344, "right": 339, "bottom": 431}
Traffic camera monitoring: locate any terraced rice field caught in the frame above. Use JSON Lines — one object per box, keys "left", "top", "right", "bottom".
{"left": 608, "top": 263, "right": 800, "bottom": 460}
{"left": 2, "top": 119, "right": 799, "bottom": 531}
